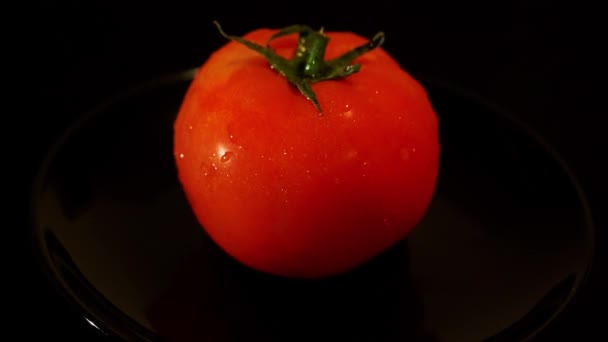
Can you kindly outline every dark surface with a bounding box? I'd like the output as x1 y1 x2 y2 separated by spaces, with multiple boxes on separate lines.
15 0 606 341
27 73 595 341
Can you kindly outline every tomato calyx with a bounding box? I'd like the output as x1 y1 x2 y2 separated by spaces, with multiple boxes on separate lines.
213 21 385 114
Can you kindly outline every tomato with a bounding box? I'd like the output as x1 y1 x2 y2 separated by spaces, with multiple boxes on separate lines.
173 22 440 279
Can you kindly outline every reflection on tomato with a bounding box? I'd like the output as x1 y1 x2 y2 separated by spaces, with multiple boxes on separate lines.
173 22 440 278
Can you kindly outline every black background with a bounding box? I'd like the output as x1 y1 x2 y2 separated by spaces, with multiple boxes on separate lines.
14 0 606 340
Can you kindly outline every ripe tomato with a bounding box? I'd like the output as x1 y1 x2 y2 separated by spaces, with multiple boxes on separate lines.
173 22 440 278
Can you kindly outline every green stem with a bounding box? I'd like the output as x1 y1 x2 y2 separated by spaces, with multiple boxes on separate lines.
213 21 385 114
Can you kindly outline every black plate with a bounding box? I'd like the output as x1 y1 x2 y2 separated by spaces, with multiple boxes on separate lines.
29 69 595 341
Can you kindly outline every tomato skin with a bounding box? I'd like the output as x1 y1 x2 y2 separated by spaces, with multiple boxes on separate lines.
174 28 440 278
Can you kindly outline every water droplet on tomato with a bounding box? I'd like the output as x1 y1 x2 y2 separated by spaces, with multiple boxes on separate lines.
220 151 233 163
200 162 216 178
179 153 185 159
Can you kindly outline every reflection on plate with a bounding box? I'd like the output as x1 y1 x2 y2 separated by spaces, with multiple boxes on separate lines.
30 69 595 341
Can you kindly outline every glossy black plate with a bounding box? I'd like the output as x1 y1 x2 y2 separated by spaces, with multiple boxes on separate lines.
29 69 595 341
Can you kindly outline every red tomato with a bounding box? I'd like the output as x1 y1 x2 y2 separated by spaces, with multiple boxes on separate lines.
173 23 440 278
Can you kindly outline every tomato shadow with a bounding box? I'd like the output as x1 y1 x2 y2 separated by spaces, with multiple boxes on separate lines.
146 235 438 342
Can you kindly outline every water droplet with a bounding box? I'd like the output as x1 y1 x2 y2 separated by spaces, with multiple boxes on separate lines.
221 151 233 163
179 153 185 159
201 162 216 178
188 125 193 130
